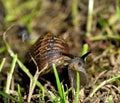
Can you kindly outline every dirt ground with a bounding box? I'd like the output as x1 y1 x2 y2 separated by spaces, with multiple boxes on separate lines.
0 0 120 103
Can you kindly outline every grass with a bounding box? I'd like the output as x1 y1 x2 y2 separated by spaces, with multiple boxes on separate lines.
0 0 120 102
4 0 41 32
0 29 90 102
1 38 118 102
75 72 80 103
0 91 19 102
0 58 6 72
108 95 113 103
89 75 120 98
1 28 45 102
72 0 79 28
0 55 23 102
52 63 67 103
0 47 6 54
5 54 17 94
86 0 94 37
17 84 23 103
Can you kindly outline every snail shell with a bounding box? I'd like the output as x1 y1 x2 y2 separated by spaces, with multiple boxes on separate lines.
26 33 70 76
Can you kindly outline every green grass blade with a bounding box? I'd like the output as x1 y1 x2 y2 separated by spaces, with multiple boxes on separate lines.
76 71 80 103
90 35 120 41
0 91 18 102
17 84 23 103
116 5 120 19
52 63 66 103
82 44 89 55
5 54 17 93
0 58 6 72
72 0 79 27
75 44 89 103
0 47 6 54
48 91 60 102
108 95 113 103
86 0 94 37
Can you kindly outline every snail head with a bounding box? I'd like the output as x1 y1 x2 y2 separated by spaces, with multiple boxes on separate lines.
61 51 91 86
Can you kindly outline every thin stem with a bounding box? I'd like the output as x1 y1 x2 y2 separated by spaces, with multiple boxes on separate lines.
86 0 94 37
76 72 80 103
0 58 6 72
5 54 17 93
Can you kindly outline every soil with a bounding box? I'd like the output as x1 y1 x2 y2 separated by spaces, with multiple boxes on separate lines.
0 0 120 103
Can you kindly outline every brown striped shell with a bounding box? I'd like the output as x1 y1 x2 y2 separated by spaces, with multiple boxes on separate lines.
26 33 70 76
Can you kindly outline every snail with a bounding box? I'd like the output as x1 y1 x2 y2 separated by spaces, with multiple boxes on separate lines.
25 33 90 86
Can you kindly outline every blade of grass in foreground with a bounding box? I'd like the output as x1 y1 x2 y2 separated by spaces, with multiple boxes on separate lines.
17 84 23 103
76 44 89 103
5 54 17 94
0 91 18 102
52 63 66 103
76 71 80 103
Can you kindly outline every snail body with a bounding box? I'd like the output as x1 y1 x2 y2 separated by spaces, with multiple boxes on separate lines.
68 57 87 87
26 33 70 76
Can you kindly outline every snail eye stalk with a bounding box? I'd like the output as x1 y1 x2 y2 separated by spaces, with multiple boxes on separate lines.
61 51 91 60
60 52 76 59
61 51 91 63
